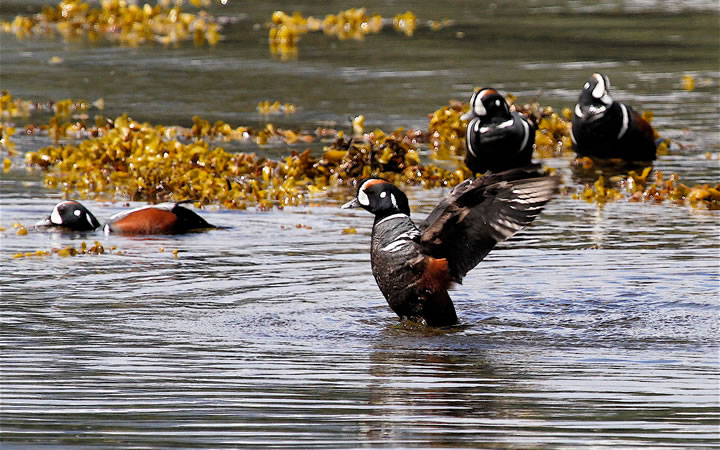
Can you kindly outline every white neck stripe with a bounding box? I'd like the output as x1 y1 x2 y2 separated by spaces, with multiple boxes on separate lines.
617 103 629 140
518 118 531 153
375 213 408 226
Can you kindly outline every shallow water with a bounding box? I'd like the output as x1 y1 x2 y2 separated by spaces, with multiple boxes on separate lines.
1 0 719 447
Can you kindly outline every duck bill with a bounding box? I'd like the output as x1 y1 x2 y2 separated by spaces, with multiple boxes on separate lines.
35 217 52 227
460 111 475 121
341 198 360 209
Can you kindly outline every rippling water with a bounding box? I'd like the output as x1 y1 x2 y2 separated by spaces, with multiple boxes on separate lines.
1 0 719 447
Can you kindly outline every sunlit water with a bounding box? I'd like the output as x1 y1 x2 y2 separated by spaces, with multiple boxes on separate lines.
1 0 719 447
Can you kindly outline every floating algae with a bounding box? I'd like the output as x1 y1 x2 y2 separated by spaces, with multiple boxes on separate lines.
0 0 223 46
268 9 426 58
25 114 469 209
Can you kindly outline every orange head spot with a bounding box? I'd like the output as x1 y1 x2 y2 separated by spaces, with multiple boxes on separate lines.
480 88 499 99
361 178 390 190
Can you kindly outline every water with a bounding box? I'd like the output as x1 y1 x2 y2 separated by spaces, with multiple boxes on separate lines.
1 0 719 447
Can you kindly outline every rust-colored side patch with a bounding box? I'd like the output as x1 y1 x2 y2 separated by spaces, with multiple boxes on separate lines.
109 209 177 235
419 257 451 292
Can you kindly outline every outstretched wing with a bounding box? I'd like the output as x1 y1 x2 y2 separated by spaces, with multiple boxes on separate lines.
418 165 557 283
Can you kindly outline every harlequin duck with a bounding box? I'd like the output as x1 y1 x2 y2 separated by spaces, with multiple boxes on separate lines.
342 166 557 326
571 73 657 162
461 88 536 174
103 202 215 235
36 200 101 231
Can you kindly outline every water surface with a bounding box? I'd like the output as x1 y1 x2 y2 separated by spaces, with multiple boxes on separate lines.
1 0 719 447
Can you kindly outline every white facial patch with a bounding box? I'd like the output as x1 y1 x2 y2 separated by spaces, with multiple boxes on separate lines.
473 91 488 116
584 82 590 89
86 213 95 227
390 193 398 209
379 191 387 199
575 104 584 118
50 206 63 225
357 188 369 206
591 74 605 99
357 180 373 206
495 99 501 107
73 209 82 217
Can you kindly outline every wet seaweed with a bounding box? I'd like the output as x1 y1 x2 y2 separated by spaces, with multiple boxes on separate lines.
1 0 222 46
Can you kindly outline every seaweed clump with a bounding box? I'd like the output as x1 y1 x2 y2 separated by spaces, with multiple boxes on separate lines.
572 167 720 210
1 0 222 46
25 115 469 209
268 9 421 58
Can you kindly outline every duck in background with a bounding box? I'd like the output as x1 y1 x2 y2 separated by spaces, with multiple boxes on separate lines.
342 166 557 326
571 73 659 163
37 201 215 234
461 88 536 174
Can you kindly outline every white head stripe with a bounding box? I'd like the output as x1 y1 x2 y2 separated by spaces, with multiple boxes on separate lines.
390 193 398 209
50 207 62 225
592 74 606 99
86 213 95 227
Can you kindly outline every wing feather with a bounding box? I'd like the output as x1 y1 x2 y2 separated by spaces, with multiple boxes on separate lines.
419 165 557 283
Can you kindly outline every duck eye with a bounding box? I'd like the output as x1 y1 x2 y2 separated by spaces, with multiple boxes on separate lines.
73 209 82 216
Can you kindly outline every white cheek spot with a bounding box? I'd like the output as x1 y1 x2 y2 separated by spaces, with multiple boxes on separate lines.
495 99 501 106
50 207 62 225
73 209 82 217
584 82 590 89
379 191 387 199
357 188 369 206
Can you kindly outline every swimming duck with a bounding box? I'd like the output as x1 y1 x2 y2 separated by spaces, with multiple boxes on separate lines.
571 73 658 162
461 88 536 174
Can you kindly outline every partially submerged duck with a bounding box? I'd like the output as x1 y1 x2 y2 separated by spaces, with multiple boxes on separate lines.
38 201 215 234
461 88 536 174
571 73 659 162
